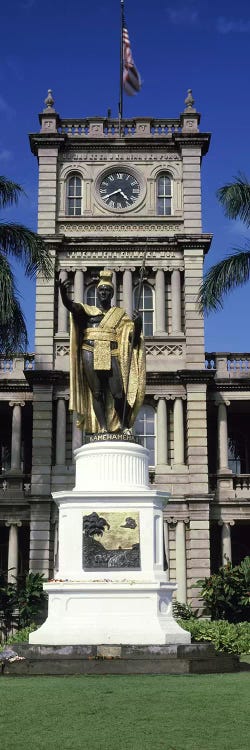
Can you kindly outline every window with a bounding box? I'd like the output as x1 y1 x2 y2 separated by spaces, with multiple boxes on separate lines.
134 405 155 466
66 174 82 216
134 283 154 336
156 173 172 216
86 285 98 306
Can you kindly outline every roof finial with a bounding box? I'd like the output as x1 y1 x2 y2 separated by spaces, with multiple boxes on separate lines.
44 89 55 112
184 89 196 112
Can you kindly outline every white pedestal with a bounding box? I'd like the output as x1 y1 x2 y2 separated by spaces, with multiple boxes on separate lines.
30 441 190 645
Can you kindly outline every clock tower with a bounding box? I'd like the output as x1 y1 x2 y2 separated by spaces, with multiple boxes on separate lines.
28 88 212 610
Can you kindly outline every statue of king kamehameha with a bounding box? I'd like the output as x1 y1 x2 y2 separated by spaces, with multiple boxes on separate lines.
59 269 146 434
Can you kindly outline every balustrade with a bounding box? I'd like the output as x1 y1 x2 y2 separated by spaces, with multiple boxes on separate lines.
0 354 34 377
233 474 250 491
205 352 250 376
0 474 31 495
58 117 181 139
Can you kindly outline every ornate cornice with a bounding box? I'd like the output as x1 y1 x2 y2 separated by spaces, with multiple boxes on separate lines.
39 233 212 253
29 128 211 158
176 369 214 384
147 372 186 386
29 132 66 156
24 370 69 387
178 234 213 253
0 381 32 393
208 379 250 392
173 132 211 155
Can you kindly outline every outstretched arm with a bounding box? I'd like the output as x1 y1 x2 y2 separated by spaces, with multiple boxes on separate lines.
58 279 84 316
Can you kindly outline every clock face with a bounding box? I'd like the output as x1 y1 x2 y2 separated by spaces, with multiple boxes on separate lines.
99 171 140 209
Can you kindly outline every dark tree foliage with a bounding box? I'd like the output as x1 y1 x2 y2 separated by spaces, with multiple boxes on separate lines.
0 176 53 353
198 174 250 313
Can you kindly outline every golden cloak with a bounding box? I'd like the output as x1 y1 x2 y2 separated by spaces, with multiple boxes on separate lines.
69 304 146 433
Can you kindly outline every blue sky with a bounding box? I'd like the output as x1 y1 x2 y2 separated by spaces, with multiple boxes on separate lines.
1 0 250 352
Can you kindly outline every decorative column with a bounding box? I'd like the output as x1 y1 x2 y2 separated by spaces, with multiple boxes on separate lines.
173 397 185 466
175 520 187 603
171 269 182 334
156 397 168 465
220 520 234 564
218 402 229 470
155 269 166 334
58 269 68 332
6 521 21 582
56 397 67 465
74 268 84 302
123 269 133 318
9 401 24 472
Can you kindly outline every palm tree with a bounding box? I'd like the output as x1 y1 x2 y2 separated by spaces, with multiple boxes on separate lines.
198 174 250 313
0 176 53 353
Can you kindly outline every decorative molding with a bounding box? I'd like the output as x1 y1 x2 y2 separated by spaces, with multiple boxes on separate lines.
152 265 185 273
53 393 70 401
153 392 186 401
58 222 183 235
9 400 25 408
56 342 184 360
55 344 70 357
146 343 183 357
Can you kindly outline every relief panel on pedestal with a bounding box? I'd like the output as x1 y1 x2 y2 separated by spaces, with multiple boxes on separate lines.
82 510 140 570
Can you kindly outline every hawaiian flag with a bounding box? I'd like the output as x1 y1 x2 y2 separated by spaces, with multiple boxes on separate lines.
123 25 141 96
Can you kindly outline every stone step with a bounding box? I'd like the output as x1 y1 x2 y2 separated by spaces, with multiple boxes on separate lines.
1 643 239 676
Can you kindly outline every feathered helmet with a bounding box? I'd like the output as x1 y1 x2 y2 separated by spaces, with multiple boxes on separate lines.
97 269 114 289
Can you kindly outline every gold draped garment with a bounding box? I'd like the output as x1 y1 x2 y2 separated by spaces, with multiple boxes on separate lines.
69 304 146 433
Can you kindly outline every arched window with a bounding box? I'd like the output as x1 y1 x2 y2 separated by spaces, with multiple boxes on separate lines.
86 284 98 306
134 405 156 466
66 174 82 216
156 173 172 215
134 283 154 336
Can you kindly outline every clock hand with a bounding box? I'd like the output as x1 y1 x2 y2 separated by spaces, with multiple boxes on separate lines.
103 189 121 199
119 190 129 200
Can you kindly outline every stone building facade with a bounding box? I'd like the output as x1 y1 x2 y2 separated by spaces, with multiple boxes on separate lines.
0 91 249 610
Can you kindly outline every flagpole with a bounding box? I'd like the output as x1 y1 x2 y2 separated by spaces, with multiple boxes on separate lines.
119 0 125 130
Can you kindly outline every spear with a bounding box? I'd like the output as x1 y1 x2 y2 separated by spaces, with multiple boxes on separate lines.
121 249 147 430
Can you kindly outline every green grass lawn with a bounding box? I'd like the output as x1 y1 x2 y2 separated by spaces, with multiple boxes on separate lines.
0 674 249 750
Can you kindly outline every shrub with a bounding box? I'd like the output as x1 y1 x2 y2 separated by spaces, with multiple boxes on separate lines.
0 571 47 640
178 617 250 654
17 572 47 628
3 624 36 646
173 600 196 620
196 556 250 622
0 572 19 640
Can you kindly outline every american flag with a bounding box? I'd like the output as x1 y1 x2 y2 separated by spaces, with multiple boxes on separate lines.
123 26 141 96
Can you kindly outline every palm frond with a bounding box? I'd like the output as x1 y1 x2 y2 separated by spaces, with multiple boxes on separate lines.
0 224 53 279
0 176 23 209
198 249 250 313
217 173 250 227
0 254 18 319
0 256 27 352
0 300 27 354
